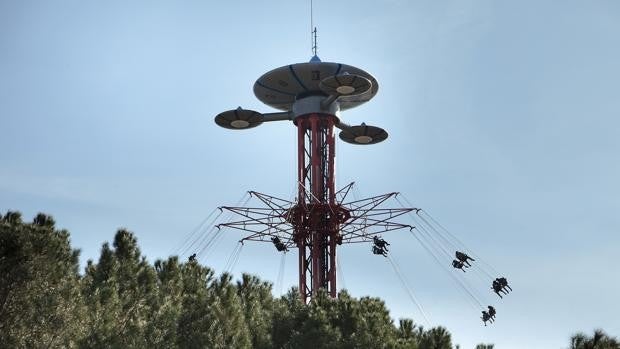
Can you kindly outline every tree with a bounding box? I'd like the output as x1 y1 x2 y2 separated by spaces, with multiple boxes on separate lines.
273 289 403 349
271 288 306 348
147 256 184 348
285 292 343 349
176 265 252 348
346 295 398 348
80 242 123 348
570 329 620 349
0 212 84 348
80 229 159 348
4 209 488 349
237 273 274 349
396 318 424 349
175 259 216 348
207 273 252 348
419 326 452 349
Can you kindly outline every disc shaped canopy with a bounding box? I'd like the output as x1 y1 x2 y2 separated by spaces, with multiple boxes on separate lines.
254 61 379 111
215 108 264 130
319 73 372 97
339 124 388 145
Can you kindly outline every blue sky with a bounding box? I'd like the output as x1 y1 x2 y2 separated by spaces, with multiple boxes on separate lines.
1 1 619 348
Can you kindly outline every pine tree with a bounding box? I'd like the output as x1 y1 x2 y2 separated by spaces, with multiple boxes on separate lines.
80 229 159 348
0 212 84 348
570 329 620 349
419 326 452 349
237 273 275 349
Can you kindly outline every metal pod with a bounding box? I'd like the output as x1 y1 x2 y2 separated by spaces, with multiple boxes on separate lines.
319 73 372 97
214 108 264 130
339 124 388 145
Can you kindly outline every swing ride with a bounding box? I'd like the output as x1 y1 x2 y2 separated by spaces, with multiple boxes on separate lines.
179 14 511 325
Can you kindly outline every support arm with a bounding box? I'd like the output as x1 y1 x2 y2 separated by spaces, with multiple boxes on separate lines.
263 111 293 123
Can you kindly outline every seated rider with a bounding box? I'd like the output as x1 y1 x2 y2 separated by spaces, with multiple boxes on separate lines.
373 236 390 250
452 259 466 272
487 305 496 320
492 280 504 298
271 237 288 252
455 251 475 267
498 277 512 292
494 277 510 294
189 253 197 262
481 311 491 326
372 245 388 257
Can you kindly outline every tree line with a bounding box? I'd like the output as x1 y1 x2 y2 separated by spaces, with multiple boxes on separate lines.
1 212 617 348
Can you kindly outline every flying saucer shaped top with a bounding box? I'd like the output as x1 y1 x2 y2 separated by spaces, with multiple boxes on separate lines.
254 61 379 111
319 73 372 97
215 108 264 130
339 124 388 145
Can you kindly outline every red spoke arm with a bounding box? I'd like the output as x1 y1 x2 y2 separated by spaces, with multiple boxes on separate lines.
335 182 355 203
341 226 412 243
247 191 293 211
341 193 398 227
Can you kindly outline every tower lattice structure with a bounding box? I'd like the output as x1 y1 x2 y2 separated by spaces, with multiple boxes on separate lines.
215 56 414 303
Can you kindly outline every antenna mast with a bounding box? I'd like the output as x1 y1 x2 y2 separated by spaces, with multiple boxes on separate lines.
312 28 318 56
311 0 317 56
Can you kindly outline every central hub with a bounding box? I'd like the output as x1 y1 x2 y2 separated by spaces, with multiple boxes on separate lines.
253 58 379 112
292 95 340 119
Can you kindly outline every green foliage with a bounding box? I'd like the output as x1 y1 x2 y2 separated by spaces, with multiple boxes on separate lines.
419 326 452 349
237 273 274 348
0 212 84 348
475 344 495 349
1 210 618 349
570 329 620 349
79 228 160 348
395 318 424 348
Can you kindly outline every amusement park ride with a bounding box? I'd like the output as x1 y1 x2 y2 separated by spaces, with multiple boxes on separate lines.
210 26 510 325
214 52 414 303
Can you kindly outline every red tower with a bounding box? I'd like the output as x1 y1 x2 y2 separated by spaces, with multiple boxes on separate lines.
215 56 413 303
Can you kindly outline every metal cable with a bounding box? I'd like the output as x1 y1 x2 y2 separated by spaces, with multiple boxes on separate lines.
276 252 287 296
223 242 242 273
174 207 219 257
181 210 222 258
336 256 347 291
408 229 484 310
386 254 432 327
199 194 253 262
400 194 502 282
417 207 502 277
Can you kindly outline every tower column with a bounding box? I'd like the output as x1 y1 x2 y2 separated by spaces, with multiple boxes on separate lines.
294 113 338 302
216 58 383 304
327 117 337 297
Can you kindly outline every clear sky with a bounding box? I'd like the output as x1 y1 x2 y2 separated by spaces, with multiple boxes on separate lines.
1 1 619 348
